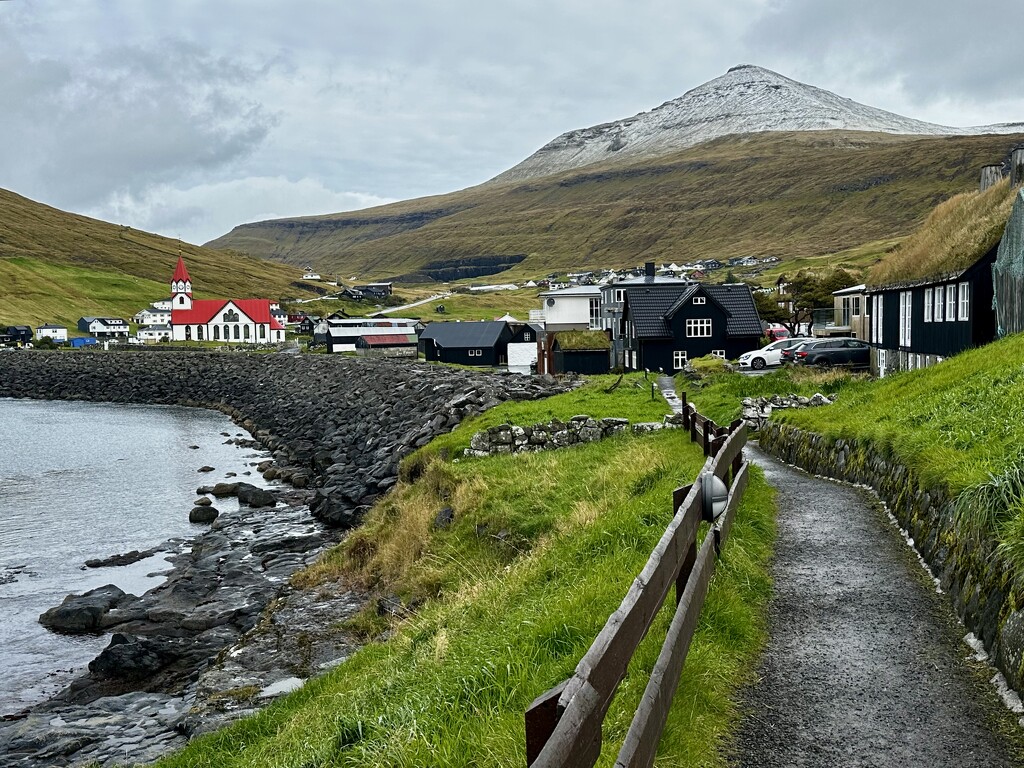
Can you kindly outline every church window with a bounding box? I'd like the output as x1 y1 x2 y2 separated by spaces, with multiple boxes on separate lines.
223 324 229 340
178 295 185 305
260 325 266 339
224 309 240 323
233 325 240 340
213 326 220 340
197 326 204 340
185 326 192 340
244 325 250 339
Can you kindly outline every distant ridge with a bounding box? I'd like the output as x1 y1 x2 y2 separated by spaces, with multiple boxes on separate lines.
492 65 1024 183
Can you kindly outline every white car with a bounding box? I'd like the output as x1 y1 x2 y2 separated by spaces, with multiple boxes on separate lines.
738 338 812 370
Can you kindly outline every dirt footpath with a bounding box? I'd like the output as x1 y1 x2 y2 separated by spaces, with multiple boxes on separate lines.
731 445 1024 768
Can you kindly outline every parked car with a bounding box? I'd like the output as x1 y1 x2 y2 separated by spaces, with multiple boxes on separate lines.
764 325 791 342
793 338 870 368
780 340 814 365
738 337 813 370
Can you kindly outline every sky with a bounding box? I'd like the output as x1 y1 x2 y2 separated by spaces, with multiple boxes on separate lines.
2 0 1022 245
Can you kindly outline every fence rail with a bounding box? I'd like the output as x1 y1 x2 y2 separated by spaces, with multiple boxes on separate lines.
525 399 748 767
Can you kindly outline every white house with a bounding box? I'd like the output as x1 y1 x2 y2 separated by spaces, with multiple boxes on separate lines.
34 324 68 343
537 285 603 331
133 305 172 326
137 324 173 343
77 317 129 338
325 317 419 353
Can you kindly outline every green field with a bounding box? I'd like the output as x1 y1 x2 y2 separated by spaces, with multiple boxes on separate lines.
156 378 776 768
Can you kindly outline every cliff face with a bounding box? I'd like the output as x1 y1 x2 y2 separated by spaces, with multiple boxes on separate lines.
491 65 1024 184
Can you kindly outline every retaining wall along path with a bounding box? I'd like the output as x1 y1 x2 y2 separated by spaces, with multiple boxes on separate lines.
759 422 1024 694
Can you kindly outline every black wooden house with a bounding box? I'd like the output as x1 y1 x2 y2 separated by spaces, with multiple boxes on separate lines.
620 283 762 372
865 245 997 376
418 321 513 367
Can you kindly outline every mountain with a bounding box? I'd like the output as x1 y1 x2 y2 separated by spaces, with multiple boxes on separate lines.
206 66 1024 281
492 65 1024 183
0 188 312 328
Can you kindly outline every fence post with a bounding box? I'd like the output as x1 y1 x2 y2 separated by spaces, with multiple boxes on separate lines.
689 410 698 444
525 680 568 765
702 421 712 456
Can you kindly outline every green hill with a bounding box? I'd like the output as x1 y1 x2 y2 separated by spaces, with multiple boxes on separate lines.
206 131 1024 282
0 189 311 329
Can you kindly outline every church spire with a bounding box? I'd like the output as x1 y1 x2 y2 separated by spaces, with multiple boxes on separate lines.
171 255 193 309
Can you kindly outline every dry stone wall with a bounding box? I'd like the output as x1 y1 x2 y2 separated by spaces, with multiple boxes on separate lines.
466 413 688 456
759 422 1024 693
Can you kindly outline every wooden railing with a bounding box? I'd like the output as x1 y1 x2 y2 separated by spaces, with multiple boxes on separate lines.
524 401 748 767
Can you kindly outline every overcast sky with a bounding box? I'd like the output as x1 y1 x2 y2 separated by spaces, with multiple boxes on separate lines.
2 0 1021 245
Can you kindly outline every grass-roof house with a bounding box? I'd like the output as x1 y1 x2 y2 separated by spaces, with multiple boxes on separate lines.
865 178 1015 376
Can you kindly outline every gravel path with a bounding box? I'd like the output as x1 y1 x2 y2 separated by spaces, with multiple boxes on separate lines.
731 445 1024 768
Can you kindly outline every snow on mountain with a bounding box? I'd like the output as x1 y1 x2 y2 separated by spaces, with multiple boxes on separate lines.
493 65 1024 183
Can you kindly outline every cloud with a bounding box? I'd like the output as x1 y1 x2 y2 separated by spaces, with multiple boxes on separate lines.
0 28 276 208
92 176 394 245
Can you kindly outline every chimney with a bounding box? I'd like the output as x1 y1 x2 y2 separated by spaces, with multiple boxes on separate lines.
644 262 655 278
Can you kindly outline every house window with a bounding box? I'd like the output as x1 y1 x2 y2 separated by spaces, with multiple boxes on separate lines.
899 291 912 347
589 298 601 330
852 296 861 317
523 332 532 342
693 296 706 305
468 349 483 357
959 282 970 320
946 284 956 321
686 318 712 337
934 285 944 322
841 296 851 327
924 289 932 322
711 349 725 359
614 289 625 303
673 350 688 369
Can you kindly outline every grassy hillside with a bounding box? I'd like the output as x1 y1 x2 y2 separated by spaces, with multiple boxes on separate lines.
0 189 311 328
156 375 776 767
207 131 1024 281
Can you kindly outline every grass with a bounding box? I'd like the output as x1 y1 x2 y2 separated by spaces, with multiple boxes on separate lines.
684 365 866 426
0 188 309 327
207 131 1024 283
155 382 776 768
868 178 1016 285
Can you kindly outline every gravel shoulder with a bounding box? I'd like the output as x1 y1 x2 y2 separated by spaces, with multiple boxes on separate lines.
731 445 1024 768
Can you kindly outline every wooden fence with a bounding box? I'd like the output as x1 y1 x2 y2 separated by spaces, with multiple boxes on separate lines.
524 399 748 767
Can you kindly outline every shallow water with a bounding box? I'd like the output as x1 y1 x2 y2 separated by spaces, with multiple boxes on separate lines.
0 398 271 713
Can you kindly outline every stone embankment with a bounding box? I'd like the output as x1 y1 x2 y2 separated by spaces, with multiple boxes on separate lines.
740 393 835 430
759 422 1024 695
0 351 569 766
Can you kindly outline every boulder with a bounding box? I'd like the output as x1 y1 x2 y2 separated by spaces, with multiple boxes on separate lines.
209 482 240 498
40 584 131 634
236 483 277 508
189 506 219 524
89 633 183 680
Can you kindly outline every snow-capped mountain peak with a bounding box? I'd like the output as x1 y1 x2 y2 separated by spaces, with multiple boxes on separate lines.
492 65 1024 183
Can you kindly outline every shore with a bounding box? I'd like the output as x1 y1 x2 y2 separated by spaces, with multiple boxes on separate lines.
0 351 568 766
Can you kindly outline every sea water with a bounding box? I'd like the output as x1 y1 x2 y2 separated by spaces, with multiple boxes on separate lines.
0 398 270 713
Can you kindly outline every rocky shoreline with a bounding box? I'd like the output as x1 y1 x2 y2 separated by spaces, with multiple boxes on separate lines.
0 351 569 766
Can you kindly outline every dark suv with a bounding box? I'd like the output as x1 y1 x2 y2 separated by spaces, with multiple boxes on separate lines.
793 338 870 369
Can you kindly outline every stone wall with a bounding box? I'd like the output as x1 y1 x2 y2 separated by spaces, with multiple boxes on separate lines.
759 422 1024 692
0 351 568 528
466 413 687 456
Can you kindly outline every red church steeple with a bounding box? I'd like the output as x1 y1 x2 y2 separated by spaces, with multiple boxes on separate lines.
171 255 193 309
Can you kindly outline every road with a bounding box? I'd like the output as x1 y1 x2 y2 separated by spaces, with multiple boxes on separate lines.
731 446 1024 767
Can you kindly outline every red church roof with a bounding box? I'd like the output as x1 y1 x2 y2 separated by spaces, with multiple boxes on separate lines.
172 256 191 284
172 299 285 330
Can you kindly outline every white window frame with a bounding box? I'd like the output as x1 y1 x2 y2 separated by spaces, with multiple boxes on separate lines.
468 349 482 357
614 289 625 303
934 285 944 322
959 282 970 321
523 332 532 342
899 291 912 347
686 318 712 337
946 284 956 321
589 298 601 330
711 349 725 359
693 296 706 305
673 350 688 369
923 288 932 322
